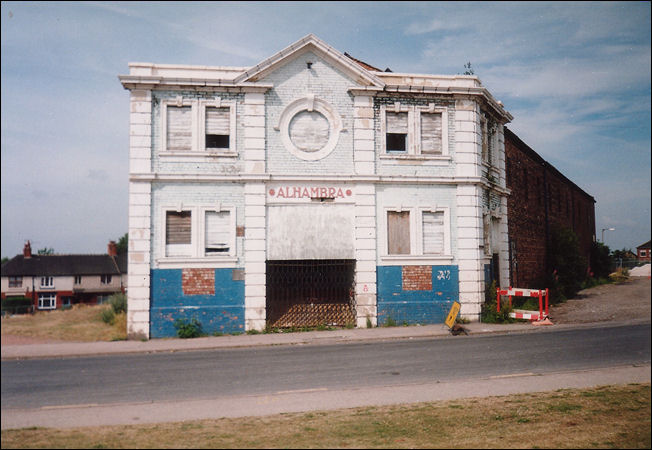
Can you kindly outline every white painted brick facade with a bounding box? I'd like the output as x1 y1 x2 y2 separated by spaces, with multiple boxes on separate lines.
121 34 512 337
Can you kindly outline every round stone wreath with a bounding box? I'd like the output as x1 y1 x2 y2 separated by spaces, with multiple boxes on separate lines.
277 95 343 161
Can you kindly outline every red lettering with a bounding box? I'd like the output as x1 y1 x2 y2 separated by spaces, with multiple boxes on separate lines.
302 187 310 198
320 187 327 197
293 186 302 198
336 188 344 198
328 187 336 198
277 187 286 198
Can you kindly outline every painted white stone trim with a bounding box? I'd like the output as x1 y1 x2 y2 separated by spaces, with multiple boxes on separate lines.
244 183 267 331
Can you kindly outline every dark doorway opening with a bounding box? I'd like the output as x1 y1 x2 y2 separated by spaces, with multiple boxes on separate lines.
266 260 356 328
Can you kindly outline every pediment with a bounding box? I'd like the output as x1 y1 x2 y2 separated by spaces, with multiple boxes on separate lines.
234 34 385 88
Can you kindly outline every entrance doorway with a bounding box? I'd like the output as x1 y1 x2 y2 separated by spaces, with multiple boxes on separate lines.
266 259 356 328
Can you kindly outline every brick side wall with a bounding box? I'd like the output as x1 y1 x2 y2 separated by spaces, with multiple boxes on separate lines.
505 128 595 288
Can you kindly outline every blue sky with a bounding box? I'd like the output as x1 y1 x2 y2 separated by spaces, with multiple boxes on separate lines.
1 1 650 258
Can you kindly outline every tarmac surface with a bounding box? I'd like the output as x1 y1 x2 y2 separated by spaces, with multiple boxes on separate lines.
2 318 650 360
1 320 574 360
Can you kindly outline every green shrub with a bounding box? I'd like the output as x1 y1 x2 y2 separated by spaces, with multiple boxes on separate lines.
174 318 203 338
108 293 127 314
384 316 397 327
1 297 34 314
608 268 629 284
548 226 587 302
366 316 373 328
481 280 515 323
100 307 116 325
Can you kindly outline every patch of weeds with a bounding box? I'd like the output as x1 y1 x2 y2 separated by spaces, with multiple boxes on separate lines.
384 316 397 327
174 318 203 338
345 321 355 329
448 404 463 409
517 418 531 423
366 316 373 328
547 402 582 413
212 331 224 337
246 329 261 335
100 307 116 325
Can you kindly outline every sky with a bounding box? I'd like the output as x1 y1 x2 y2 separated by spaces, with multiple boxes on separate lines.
1 1 650 258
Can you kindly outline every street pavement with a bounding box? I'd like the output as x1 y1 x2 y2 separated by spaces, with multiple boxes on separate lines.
0 319 628 360
2 320 650 429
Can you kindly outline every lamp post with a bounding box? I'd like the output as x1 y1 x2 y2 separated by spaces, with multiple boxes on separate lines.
601 227 615 243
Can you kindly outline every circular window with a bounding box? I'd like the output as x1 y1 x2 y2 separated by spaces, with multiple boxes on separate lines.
277 96 343 161
289 110 330 152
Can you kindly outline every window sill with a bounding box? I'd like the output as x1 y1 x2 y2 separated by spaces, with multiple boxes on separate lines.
380 255 454 266
160 151 238 158
381 154 450 160
156 256 238 269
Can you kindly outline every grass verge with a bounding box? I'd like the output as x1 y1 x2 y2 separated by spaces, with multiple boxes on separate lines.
1 384 649 449
1 304 126 342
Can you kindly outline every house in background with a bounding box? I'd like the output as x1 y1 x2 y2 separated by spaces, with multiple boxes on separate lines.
1 241 127 311
637 240 651 262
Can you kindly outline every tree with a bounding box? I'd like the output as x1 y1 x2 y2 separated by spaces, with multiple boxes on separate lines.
116 233 128 254
590 241 612 279
37 247 54 255
548 225 587 302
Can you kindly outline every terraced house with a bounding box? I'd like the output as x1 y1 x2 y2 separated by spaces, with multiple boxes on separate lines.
119 35 513 339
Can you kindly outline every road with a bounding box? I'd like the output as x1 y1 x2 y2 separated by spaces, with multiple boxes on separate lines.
2 322 650 429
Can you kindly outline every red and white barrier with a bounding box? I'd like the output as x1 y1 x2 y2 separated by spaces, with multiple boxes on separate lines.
497 286 549 321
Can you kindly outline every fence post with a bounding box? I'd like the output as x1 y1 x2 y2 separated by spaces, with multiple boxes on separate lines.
496 287 500 313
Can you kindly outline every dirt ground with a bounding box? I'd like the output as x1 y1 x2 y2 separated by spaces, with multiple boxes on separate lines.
548 276 651 324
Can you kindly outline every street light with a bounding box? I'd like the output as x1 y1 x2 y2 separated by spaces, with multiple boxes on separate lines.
601 227 615 243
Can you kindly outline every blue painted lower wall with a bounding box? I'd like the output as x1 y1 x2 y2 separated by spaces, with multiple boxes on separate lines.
150 269 245 338
377 265 459 325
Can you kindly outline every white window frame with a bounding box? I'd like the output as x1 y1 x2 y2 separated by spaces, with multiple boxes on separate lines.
200 206 236 258
158 204 238 268
40 276 54 288
382 206 452 264
160 97 238 159
481 112 498 167
38 293 56 310
163 207 194 259
380 103 449 160
199 98 237 155
418 207 451 256
161 96 196 154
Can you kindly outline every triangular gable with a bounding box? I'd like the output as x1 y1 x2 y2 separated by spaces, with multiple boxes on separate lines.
235 34 385 88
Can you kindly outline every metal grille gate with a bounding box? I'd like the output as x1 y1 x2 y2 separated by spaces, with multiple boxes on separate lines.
266 260 356 328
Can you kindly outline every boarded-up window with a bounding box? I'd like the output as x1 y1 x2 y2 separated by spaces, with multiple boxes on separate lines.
205 211 230 254
388 211 410 255
420 113 442 154
481 115 489 163
206 107 230 150
386 112 408 152
167 106 192 151
166 210 192 257
422 211 445 254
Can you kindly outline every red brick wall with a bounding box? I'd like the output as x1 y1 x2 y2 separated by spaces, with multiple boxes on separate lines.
182 268 215 295
505 128 595 288
402 265 432 291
